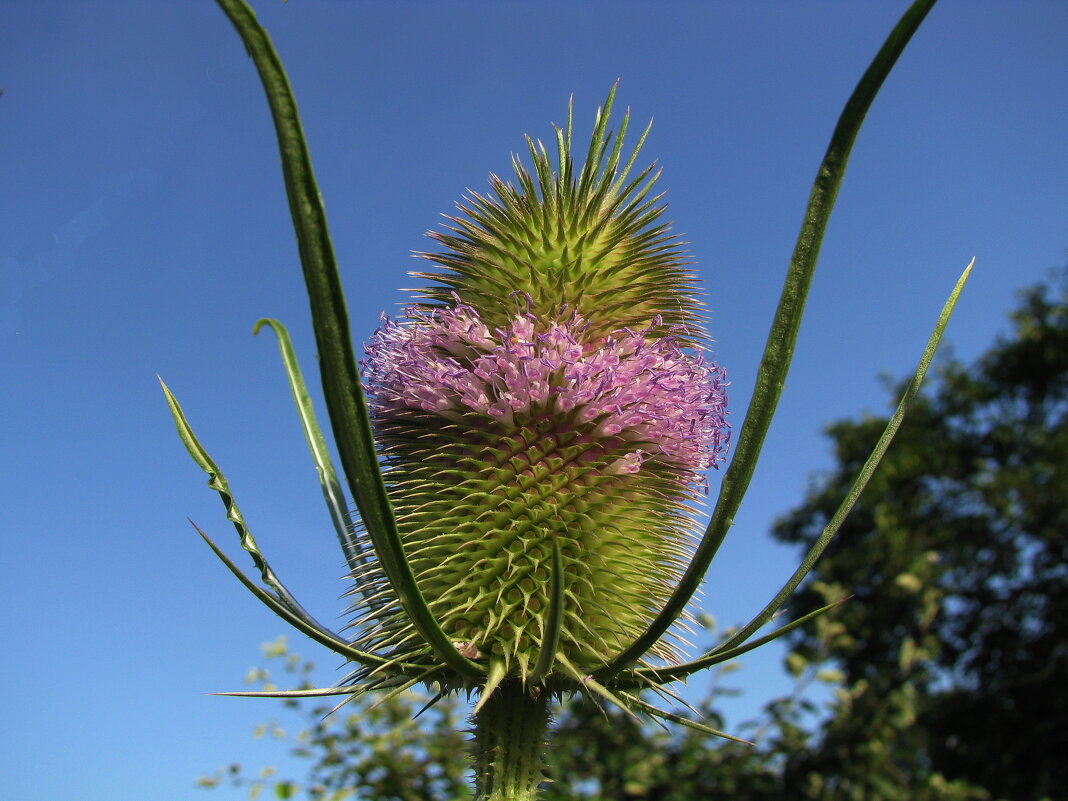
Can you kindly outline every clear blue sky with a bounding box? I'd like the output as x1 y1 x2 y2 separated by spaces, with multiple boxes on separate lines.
2 2 1064 798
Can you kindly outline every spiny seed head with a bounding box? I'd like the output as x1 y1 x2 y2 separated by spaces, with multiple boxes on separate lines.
355 87 729 688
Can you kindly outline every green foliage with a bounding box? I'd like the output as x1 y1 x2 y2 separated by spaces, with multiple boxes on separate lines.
199 617 828 801
773 267 1067 801
199 638 472 801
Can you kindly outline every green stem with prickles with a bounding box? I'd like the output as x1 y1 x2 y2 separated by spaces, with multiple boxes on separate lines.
472 680 551 801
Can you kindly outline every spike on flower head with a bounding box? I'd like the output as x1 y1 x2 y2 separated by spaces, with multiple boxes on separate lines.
355 88 729 683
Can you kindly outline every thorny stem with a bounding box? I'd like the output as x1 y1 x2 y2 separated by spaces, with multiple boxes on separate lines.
472 680 551 801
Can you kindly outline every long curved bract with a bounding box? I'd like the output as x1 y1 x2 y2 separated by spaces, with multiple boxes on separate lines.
635 259 973 682
595 0 940 680
252 319 366 577
213 0 481 681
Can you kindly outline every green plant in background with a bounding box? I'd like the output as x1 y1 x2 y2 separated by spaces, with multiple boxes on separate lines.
198 638 475 801
165 1 970 798
771 270 1067 801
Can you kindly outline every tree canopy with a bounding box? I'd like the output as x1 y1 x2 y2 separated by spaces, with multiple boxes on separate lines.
772 267 1067 801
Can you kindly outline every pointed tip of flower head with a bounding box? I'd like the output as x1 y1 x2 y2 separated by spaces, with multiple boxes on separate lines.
410 86 707 347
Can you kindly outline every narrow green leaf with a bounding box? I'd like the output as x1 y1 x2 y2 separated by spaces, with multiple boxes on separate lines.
162 377 417 671
596 0 940 680
634 597 851 683
556 654 641 726
620 692 752 745
367 667 439 711
529 539 564 684
213 0 481 679
192 522 407 671
709 259 973 656
161 378 320 624
213 685 368 699
252 319 373 582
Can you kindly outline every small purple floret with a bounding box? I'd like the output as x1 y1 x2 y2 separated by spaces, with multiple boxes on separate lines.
363 303 729 483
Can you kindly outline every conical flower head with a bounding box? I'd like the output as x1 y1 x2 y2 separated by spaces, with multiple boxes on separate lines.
358 87 729 684
412 86 704 346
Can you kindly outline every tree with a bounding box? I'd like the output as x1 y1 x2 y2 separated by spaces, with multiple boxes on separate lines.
773 267 1067 801
202 269 1066 800
197 638 473 801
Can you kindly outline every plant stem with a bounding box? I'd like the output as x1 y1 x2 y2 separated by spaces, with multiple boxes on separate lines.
472 680 551 801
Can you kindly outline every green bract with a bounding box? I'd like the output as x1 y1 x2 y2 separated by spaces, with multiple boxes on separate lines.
164 2 963 799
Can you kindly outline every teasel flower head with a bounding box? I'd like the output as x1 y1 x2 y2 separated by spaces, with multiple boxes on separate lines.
355 85 729 685
173 6 956 799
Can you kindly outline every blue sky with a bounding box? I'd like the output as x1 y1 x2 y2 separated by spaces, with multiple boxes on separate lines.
2 1 1065 798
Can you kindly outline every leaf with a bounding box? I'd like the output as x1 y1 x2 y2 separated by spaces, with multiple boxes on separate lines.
596 0 940 680
894 572 923 593
620 692 753 746
161 378 331 630
631 597 850 684
556 654 641 726
816 668 845 684
212 0 482 680
192 521 415 671
253 319 369 580
707 260 973 658
528 539 564 684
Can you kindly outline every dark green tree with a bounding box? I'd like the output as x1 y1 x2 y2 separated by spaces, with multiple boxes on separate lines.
773 267 1067 801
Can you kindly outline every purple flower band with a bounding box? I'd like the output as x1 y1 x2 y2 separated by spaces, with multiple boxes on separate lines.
363 303 729 485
